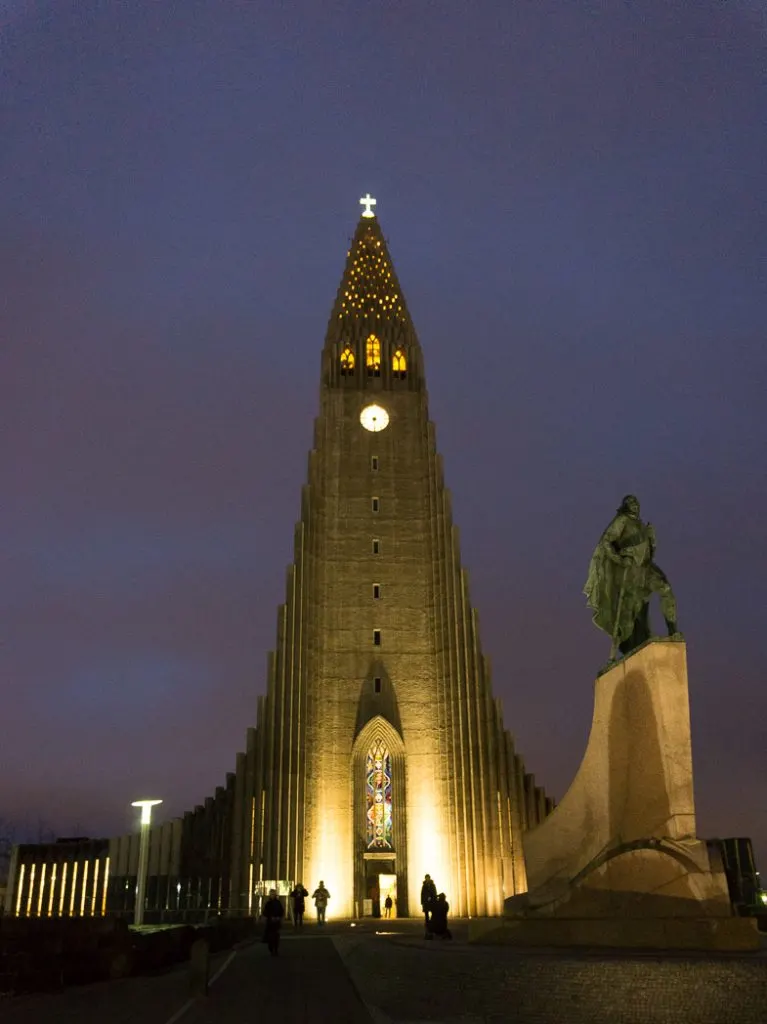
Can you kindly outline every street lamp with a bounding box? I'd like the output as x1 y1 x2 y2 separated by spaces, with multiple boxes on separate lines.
131 799 162 927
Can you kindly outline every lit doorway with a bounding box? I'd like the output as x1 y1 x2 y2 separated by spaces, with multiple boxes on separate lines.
379 872 397 919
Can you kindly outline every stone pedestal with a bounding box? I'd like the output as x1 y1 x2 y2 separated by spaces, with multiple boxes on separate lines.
477 640 758 950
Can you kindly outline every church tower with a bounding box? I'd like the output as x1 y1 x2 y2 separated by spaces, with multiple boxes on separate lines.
229 198 552 918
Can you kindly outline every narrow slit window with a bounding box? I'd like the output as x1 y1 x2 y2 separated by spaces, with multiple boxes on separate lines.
372 539 380 554
371 456 379 471
372 497 379 513
373 584 380 599
373 629 381 646
374 677 382 693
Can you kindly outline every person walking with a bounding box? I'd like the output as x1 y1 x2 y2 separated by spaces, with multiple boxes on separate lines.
290 882 309 929
312 880 331 924
261 888 284 956
420 874 437 937
384 894 393 919
430 893 452 940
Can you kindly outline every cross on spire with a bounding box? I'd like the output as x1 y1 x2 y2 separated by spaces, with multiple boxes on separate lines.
359 193 377 218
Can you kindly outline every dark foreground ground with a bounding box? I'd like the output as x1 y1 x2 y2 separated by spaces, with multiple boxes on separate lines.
3 918 767 1024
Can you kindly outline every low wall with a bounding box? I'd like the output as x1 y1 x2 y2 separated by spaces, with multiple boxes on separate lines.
0 915 256 996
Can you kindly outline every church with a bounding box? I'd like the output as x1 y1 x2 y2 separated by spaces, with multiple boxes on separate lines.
233 195 553 919
5 199 553 922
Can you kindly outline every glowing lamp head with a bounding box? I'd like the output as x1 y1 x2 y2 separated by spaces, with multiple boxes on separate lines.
131 799 163 825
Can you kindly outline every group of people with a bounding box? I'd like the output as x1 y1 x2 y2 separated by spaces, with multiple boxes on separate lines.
261 873 452 954
260 880 330 955
420 873 452 939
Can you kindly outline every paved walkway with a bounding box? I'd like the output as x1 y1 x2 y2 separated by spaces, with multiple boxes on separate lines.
338 926 767 1024
2 920 766 1023
182 933 372 1024
1 929 375 1024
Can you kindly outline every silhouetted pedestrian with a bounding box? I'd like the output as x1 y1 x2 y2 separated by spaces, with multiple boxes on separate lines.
312 880 331 924
290 882 309 928
431 892 452 939
421 874 437 936
261 889 284 956
384 894 393 918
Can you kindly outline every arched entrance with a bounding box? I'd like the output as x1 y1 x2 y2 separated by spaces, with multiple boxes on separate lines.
351 715 408 917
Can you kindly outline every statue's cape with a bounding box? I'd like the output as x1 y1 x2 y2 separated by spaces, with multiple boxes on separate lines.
583 514 650 644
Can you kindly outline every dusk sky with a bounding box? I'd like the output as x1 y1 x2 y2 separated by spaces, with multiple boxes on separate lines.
2 2 766 864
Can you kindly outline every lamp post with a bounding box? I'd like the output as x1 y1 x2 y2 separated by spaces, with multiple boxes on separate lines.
131 799 162 927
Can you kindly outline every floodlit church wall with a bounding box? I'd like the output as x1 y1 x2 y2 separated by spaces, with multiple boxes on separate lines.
167 209 556 920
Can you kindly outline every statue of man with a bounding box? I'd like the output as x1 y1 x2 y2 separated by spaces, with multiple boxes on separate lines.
584 495 680 657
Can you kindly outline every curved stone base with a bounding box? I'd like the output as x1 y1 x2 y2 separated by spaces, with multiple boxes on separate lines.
505 640 739 944
470 914 760 951
507 838 731 920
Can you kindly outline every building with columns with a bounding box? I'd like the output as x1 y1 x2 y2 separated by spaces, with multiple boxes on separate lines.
228 196 553 919
6 199 553 922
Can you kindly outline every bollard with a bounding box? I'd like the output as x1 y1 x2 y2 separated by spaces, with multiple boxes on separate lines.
189 937 210 997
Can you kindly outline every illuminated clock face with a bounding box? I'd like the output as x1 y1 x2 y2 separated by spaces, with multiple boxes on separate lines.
360 404 389 432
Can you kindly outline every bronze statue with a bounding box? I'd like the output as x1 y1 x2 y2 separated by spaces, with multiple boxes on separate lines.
584 495 680 659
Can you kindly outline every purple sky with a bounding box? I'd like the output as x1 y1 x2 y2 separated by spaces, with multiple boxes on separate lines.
2 2 766 863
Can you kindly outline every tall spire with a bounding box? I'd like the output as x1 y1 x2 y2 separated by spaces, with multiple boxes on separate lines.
323 199 421 390
329 202 411 326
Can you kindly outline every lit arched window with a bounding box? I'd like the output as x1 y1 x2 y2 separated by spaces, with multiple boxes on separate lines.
366 740 393 850
340 346 355 375
392 348 407 379
366 335 381 376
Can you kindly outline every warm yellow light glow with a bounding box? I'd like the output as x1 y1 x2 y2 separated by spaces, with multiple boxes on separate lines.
92 858 101 916
338 235 404 322
365 334 381 370
250 797 256 856
411 799 451 917
37 863 47 917
340 346 355 371
69 862 78 916
359 193 377 217
102 858 110 916
311 818 351 920
248 863 254 913
379 872 397 916
47 865 57 917
360 404 389 432
15 864 25 916
26 864 36 916
131 799 163 825
59 862 68 916
80 860 89 917
392 348 407 373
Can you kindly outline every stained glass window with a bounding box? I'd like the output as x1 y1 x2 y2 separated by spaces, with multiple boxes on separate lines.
392 348 407 375
366 741 393 850
366 335 381 375
340 346 355 374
